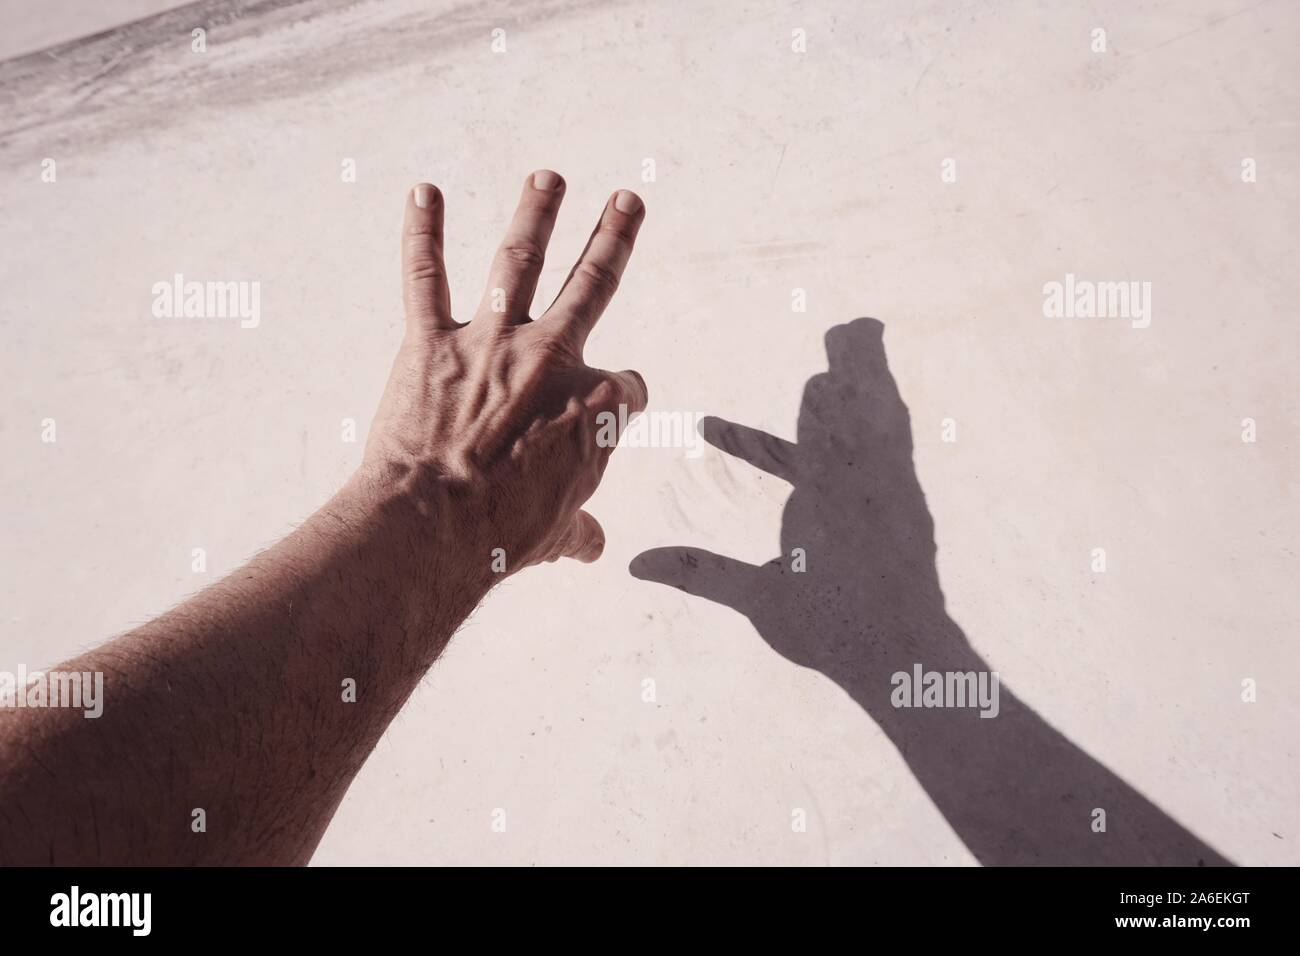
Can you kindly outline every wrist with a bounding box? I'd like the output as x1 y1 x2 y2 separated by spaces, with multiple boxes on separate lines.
326 464 496 651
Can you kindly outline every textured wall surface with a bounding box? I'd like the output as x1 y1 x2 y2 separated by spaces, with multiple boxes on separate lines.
1 0 1295 865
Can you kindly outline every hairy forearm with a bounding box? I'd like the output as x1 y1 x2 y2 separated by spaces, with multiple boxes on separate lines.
0 470 491 865
0 174 645 865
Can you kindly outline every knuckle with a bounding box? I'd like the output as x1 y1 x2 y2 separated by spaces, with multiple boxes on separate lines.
498 240 546 270
530 333 579 365
576 259 620 296
599 220 637 243
404 257 446 283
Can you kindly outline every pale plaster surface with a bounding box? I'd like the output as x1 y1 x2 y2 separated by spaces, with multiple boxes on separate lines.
0 0 1295 865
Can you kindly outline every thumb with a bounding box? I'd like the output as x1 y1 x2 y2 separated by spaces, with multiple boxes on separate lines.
551 510 606 563
629 547 763 612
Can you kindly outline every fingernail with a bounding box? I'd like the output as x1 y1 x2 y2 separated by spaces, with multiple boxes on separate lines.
533 170 562 191
613 190 642 214
414 184 436 208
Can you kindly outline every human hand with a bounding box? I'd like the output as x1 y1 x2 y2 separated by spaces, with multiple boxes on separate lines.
361 171 648 578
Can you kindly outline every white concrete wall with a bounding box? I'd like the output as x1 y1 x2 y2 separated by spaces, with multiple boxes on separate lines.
0 0 1295 865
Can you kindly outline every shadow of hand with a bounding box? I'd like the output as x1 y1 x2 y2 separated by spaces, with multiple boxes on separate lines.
633 319 961 691
631 318 1229 866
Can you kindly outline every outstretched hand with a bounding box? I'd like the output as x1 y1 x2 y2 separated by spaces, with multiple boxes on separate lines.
363 172 648 573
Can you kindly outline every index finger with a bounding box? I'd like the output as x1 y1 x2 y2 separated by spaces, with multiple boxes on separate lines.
546 190 645 348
